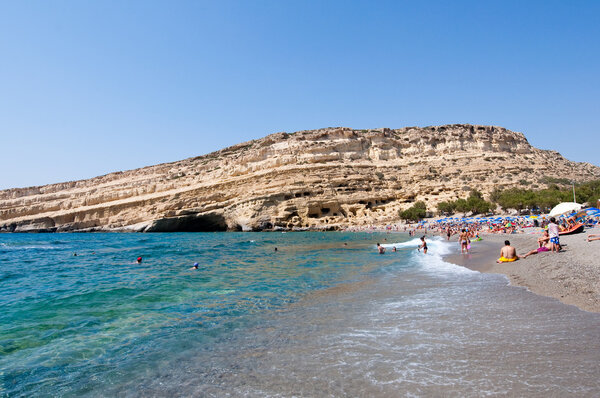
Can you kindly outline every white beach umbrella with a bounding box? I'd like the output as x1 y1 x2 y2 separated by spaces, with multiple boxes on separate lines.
549 202 582 217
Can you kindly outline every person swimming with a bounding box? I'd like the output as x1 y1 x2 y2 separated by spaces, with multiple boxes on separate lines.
190 262 199 270
136 257 143 264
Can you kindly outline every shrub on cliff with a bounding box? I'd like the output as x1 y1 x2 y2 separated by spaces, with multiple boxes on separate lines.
436 190 493 216
437 201 455 215
399 201 427 221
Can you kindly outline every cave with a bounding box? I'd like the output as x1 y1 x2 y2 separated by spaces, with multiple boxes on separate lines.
146 213 228 232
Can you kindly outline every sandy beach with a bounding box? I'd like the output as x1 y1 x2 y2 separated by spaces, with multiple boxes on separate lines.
445 227 600 313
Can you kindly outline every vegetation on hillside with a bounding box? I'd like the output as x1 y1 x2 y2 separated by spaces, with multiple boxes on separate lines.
399 201 427 221
490 180 600 213
436 180 600 216
437 190 493 216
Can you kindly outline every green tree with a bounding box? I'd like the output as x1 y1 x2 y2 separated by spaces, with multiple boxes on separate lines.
437 201 455 215
399 201 427 221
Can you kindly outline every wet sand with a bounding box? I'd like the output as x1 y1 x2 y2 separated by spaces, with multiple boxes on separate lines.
445 227 600 313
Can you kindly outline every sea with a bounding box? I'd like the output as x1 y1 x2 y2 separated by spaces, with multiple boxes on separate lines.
1 232 599 397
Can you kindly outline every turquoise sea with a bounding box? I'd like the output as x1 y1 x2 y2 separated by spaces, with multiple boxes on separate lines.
1 232 599 397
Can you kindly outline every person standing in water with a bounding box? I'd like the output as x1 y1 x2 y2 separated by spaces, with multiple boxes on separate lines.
377 243 386 254
459 229 469 254
418 236 428 254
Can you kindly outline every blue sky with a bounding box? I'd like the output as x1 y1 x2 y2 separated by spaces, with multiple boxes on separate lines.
1 0 598 189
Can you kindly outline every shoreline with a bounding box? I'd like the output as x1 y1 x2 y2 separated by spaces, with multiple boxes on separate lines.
443 228 600 313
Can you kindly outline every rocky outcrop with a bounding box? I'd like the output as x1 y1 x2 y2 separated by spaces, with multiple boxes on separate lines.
1 125 598 232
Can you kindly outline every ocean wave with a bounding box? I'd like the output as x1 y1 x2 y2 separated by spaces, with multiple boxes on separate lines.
412 238 476 275
379 237 475 275
0 244 66 251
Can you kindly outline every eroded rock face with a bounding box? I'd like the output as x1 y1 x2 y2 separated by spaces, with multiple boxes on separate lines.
1 125 599 232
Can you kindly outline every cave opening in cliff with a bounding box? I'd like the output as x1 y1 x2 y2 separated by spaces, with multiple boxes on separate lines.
147 214 228 232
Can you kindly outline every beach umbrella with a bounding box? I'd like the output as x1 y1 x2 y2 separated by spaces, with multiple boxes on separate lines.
581 208 600 216
549 202 582 217
574 208 600 221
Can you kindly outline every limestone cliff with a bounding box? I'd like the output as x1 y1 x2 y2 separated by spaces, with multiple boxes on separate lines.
1 125 598 232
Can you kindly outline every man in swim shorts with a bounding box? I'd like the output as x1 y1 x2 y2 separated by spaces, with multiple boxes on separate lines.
522 241 552 258
497 240 519 263
459 229 469 254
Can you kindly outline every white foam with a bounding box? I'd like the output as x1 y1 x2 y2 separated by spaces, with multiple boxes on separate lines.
0 244 64 251
411 237 477 276
375 237 475 276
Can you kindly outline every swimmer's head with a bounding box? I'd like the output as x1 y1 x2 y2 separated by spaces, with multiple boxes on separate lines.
193 262 199 268
137 257 142 263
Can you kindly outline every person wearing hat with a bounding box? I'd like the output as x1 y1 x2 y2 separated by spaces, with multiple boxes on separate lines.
136 257 143 264
190 262 199 270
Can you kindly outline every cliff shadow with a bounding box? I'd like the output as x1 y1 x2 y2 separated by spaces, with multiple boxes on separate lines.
146 213 227 232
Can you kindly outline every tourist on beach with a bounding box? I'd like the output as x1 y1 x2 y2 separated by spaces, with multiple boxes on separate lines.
587 234 600 242
537 230 550 248
522 241 552 258
377 243 386 254
548 217 561 252
418 236 428 254
497 240 519 263
459 229 469 254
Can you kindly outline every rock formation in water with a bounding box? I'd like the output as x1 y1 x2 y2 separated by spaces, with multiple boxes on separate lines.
1 125 599 232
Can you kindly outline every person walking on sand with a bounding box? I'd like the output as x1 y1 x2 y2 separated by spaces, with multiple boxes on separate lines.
548 217 561 252
497 240 519 263
418 236 428 254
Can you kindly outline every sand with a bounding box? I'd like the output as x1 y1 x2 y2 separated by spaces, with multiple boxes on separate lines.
444 227 600 313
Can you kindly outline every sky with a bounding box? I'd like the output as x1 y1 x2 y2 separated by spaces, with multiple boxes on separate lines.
1 0 599 190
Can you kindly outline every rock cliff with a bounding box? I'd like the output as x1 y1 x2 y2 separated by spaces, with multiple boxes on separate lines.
1 125 598 232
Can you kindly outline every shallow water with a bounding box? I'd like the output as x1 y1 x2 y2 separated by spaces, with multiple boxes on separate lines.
1 233 599 397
